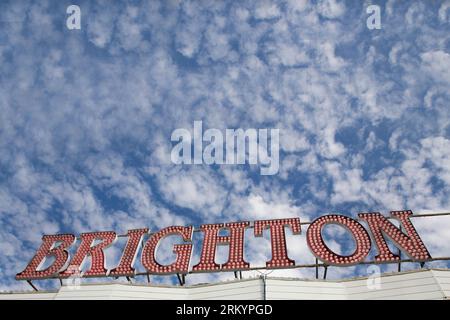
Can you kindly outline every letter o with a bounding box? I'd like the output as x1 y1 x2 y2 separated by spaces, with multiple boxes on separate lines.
306 215 371 266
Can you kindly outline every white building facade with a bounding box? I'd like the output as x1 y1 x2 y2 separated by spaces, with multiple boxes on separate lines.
1 268 449 300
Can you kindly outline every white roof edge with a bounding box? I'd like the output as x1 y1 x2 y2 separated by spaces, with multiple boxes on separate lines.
2 268 449 294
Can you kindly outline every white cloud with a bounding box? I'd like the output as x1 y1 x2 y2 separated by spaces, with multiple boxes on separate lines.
438 1 450 23
317 0 345 19
254 2 281 20
155 167 227 219
421 51 450 85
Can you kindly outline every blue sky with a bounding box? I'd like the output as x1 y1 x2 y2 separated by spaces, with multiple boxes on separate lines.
1 0 450 291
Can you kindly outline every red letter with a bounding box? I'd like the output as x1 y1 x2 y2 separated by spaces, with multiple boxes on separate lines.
141 226 193 274
306 215 371 266
61 231 117 278
192 222 250 272
109 228 149 277
16 234 76 280
358 210 431 262
254 218 301 268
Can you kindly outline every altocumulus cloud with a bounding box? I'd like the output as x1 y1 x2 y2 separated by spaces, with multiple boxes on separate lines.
0 0 450 290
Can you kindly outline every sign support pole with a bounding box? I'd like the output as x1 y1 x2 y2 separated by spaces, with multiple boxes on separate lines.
315 258 319 279
398 225 402 272
27 280 38 292
323 265 328 280
176 273 185 286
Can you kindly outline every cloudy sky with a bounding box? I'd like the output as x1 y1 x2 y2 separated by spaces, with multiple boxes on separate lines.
1 0 450 291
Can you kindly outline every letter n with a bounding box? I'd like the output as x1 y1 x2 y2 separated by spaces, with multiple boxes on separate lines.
358 210 431 262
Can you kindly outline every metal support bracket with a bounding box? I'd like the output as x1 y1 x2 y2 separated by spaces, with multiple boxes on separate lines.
177 273 186 286
27 280 38 291
323 265 328 280
315 258 319 279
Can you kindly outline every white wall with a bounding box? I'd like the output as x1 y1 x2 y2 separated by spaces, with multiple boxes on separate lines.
1 269 448 300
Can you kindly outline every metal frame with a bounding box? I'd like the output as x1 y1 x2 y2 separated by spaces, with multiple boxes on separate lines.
132 256 450 280
176 273 186 286
26 280 38 291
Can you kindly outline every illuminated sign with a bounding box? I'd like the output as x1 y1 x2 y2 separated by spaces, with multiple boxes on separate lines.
16 210 432 281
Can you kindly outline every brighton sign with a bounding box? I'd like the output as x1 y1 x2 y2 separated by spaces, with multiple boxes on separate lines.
16 210 432 281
